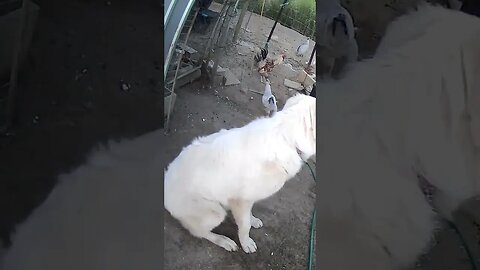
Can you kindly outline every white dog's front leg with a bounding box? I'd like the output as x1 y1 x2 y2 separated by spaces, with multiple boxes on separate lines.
230 199 257 253
251 213 263 228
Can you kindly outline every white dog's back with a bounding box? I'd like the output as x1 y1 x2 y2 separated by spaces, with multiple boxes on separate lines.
165 95 316 207
164 119 301 208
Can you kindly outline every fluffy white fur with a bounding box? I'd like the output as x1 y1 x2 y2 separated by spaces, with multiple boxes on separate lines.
0 130 164 270
164 94 316 253
317 3 480 269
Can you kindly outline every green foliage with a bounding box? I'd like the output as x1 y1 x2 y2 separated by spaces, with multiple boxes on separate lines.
250 0 316 38
213 0 316 39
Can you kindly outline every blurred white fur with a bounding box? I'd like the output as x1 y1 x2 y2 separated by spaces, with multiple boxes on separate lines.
0 130 165 270
164 94 316 253
317 3 480 269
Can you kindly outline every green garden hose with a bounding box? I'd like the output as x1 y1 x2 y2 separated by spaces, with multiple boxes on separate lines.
304 161 316 270
447 220 478 270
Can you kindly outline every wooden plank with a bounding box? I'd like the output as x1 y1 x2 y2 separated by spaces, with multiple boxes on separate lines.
284 78 303 90
166 65 200 85
174 68 201 89
303 73 316 89
177 44 198 54
296 70 308 84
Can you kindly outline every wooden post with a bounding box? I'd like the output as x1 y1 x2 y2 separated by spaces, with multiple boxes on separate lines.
260 0 266 17
244 6 254 31
232 0 251 43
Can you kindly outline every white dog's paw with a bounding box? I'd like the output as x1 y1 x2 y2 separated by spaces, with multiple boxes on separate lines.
251 216 263 229
240 237 257 253
217 236 239 252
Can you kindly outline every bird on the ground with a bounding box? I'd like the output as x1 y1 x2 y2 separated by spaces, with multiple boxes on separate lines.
296 39 310 57
253 47 268 72
262 79 277 117
258 51 286 83
272 50 287 66
254 47 268 64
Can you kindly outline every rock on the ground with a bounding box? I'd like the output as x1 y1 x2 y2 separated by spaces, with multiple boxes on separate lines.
223 68 240 86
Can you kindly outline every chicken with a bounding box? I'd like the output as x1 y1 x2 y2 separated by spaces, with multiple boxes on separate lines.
296 39 310 57
262 79 277 117
253 47 268 71
317 0 358 78
254 47 268 63
258 62 273 83
272 51 287 66
257 57 268 69
257 52 286 82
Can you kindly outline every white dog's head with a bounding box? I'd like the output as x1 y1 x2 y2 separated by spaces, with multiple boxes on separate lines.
282 94 316 161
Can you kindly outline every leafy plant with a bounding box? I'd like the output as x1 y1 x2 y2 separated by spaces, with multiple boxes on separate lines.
213 0 316 38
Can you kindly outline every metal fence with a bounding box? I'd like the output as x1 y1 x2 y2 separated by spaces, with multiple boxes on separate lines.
164 0 234 131
247 0 316 39
212 0 316 39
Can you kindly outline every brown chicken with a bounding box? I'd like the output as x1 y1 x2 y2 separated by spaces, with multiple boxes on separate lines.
257 51 286 82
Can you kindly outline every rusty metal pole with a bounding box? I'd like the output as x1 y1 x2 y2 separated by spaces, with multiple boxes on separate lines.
232 0 251 43
307 45 316 67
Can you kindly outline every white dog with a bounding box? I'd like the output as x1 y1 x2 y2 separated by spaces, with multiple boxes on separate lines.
164 94 316 253
317 3 480 269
